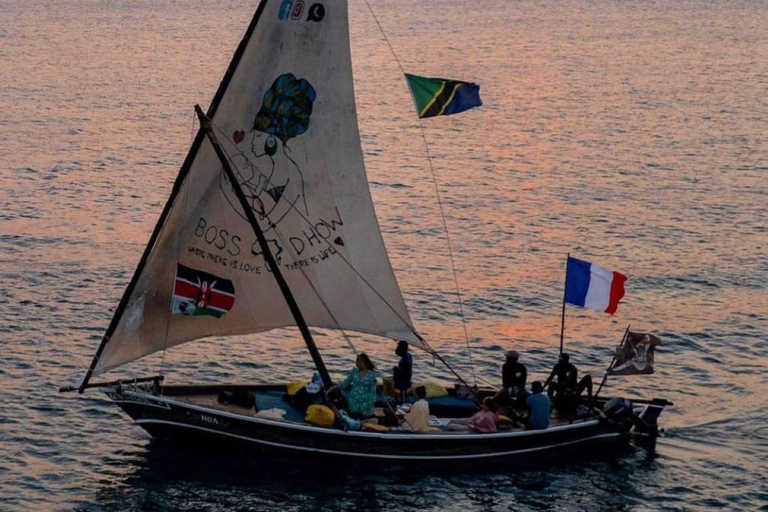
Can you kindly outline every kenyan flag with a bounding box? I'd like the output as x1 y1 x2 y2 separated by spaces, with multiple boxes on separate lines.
172 263 235 318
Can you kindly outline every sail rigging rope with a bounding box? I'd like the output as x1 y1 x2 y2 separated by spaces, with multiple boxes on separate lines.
158 135 196 379
208 111 484 391
269 219 360 358
359 0 477 387
208 121 421 342
154 108 202 380
206 124 362 360
202 119 360 360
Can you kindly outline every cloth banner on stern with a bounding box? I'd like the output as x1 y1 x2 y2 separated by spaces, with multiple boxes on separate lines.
609 332 662 376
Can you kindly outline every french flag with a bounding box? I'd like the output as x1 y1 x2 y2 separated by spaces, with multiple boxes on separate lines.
564 256 627 315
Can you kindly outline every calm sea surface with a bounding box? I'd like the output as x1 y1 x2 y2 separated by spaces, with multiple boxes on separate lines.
1 0 766 510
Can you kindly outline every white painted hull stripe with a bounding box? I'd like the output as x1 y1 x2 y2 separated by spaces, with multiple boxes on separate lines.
114 390 602 440
134 419 623 460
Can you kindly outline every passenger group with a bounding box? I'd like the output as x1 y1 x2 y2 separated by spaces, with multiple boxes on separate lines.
311 342 594 433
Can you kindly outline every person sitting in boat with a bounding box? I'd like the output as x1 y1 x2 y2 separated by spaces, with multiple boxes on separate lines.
448 397 499 433
402 385 431 433
393 340 413 403
335 353 379 419
495 350 528 407
543 353 593 406
525 381 551 430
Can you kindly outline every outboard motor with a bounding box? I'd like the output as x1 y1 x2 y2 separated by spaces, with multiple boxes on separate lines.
602 397 635 433
604 397 665 436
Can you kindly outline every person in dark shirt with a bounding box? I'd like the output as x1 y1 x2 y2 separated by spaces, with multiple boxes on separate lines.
499 350 528 407
393 340 413 403
544 353 593 405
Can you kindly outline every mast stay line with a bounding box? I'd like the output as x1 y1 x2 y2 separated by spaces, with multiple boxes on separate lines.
195 105 334 390
362 0 477 386
208 119 486 390
209 121 424 348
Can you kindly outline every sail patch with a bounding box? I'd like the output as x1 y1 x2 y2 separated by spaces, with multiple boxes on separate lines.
172 264 236 318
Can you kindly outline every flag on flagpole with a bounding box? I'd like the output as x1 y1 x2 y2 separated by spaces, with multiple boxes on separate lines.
405 74 482 119
564 256 626 314
609 332 662 375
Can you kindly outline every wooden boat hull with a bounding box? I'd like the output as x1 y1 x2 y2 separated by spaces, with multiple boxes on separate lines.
104 384 655 461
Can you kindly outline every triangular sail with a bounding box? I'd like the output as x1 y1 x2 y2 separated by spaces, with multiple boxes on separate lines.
91 0 422 377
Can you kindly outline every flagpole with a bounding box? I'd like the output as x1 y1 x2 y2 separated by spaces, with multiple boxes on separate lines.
559 253 569 354
594 324 630 400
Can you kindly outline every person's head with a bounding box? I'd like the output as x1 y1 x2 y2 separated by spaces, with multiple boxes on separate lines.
414 386 427 399
531 381 543 394
396 340 409 357
356 353 376 372
506 350 519 362
482 396 498 413
559 352 570 364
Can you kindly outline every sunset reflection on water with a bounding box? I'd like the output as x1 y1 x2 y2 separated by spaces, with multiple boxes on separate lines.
1 0 766 510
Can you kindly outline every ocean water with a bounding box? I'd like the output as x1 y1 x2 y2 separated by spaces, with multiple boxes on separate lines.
1 0 766 510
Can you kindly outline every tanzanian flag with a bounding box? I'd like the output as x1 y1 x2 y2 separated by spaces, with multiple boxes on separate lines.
405 74 482 119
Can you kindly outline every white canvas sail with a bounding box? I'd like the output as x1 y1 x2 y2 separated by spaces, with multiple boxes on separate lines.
92 0 422 376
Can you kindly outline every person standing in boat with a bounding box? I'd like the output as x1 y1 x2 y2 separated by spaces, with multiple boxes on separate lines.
393 340 413 403
334 353 379 419
496 350 528 407
543 353 593 405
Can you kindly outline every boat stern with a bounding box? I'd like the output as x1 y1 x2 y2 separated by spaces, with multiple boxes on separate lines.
601 396 670 437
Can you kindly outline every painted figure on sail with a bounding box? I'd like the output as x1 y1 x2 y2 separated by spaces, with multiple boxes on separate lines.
222 73 316 233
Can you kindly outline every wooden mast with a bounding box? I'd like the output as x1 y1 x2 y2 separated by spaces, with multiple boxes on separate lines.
194 105 334 389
